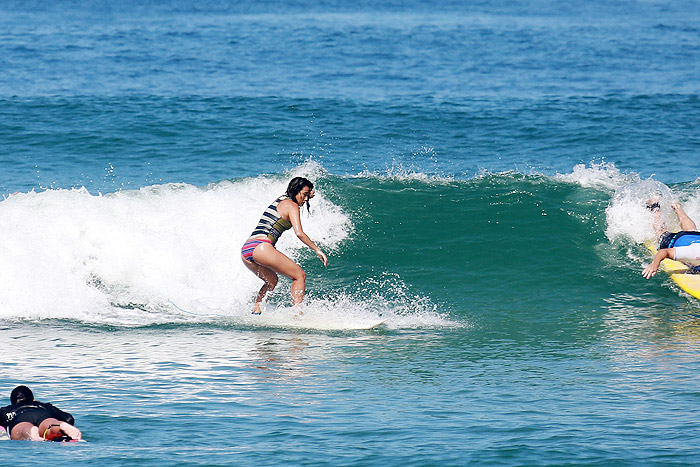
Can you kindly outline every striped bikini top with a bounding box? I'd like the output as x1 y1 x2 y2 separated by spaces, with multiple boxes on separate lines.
248 196 293 245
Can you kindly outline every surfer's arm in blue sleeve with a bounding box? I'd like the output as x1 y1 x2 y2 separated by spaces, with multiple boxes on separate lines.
642 248 675 279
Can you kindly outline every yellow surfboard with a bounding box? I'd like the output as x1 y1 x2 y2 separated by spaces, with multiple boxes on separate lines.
646 242 700 300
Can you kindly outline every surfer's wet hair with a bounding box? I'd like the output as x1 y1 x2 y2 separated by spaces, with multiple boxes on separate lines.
286 177 314 213
10 385 33 405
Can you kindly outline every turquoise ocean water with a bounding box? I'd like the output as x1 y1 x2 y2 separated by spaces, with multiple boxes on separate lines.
2 0 700 464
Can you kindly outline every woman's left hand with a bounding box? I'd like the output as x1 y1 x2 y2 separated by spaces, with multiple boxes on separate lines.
316 249 328 267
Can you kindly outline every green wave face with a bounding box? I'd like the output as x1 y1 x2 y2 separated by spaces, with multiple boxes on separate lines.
316 172 700 341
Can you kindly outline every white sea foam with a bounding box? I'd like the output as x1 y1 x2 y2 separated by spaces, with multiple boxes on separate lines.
175 286 456 331
0 166 346 325
555 161 640 191
353 159 454 183
604 179 700 244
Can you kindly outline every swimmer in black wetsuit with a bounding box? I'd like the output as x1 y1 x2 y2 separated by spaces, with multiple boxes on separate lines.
0 385 82 441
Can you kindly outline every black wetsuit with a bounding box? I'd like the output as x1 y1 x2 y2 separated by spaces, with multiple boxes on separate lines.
0 401 74 434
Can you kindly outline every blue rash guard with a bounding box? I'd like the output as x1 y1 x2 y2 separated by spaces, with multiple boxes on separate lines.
658 231 700 272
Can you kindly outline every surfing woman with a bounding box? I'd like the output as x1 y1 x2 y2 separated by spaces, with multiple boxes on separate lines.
241 177 328 314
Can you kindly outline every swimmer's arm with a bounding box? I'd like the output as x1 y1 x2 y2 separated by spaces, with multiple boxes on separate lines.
46 403 75 426
642 248 675 279
286 202 328 266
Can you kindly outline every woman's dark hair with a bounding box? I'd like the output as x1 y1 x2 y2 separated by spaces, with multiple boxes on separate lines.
286 177 314 213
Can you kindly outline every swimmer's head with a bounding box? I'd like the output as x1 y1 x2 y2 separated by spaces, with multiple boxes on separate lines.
10 385 33 404
286 177 315 212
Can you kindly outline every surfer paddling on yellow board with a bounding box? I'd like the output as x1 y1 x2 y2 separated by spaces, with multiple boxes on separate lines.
642 201 700 279
241 177 328 315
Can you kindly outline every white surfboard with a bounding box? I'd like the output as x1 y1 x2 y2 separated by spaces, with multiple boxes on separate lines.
251 314 387 331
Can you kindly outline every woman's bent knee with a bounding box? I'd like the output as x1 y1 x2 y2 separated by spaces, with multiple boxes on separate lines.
293 269 306 283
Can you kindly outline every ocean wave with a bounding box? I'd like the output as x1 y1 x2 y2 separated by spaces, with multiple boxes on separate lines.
0 162 462 329
4 160 695 326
